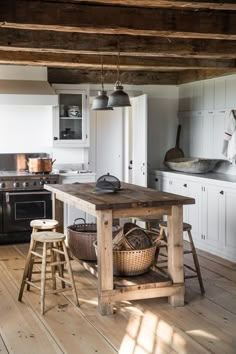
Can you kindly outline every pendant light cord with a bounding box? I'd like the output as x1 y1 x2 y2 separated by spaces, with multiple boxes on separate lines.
116 39 121 85
101 55 104 91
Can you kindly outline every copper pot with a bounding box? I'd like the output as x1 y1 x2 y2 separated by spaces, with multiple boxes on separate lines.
28 158 56 173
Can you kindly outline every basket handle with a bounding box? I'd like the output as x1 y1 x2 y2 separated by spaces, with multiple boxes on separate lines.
73 217 86 225
124 226 146 237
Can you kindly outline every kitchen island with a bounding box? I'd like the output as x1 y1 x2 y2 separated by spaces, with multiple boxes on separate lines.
45 182 195 316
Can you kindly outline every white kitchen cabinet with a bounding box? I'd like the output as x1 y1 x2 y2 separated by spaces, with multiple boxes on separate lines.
223 187 236 260
154 170 236 262
180 110 227 160
52 85 89 147
157 174 189 222
179 84 192 112
59 173 96 233
203 80 214 111
214 78 226 110
191 82 204 111
188 111 206 157
225 76 236 109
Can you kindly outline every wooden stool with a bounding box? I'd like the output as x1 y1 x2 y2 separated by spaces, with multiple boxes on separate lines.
30 219 59 233
18 231 79 314
158 221 205 295
134 216 161 230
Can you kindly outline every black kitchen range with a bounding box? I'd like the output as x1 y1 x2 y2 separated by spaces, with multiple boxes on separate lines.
0 153 59 244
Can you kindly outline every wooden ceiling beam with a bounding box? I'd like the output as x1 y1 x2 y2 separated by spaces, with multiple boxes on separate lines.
48 68 179 85
0 49 234 71
48 67 236 85
178 69 236 83
68 1 236 11
2 1 236 39
1 28 236 59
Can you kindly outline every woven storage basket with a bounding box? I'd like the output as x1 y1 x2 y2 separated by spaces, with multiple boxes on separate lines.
113 244 158 276
68 218 97 261
94 240 160 276
68 218 121 261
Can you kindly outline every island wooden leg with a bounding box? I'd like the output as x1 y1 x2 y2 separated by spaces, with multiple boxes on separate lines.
96 210 113 315
167 205 185 306
52 194 64 233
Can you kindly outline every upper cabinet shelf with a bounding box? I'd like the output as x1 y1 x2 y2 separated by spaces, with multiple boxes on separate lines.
52 85 89 147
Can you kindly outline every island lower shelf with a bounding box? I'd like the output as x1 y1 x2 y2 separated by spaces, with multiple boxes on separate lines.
75 258 183 303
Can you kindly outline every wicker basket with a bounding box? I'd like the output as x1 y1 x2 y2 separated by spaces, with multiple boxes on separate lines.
68 218 121 261
94 240 160 276
67 218 97 261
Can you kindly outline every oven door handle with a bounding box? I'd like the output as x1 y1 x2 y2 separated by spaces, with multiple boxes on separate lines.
5 191 51 203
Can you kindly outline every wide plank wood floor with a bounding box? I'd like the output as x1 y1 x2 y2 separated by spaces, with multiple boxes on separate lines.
0 243 235 354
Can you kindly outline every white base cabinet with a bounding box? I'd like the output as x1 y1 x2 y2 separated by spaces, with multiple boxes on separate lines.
152 170 236 262
59 173 96 233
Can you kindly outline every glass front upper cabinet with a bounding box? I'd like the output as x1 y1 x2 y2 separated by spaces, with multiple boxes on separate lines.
52 87 89 147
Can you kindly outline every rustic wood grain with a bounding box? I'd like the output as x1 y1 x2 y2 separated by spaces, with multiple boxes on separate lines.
2 2 236 39
1 0 236 84
45 182 195 211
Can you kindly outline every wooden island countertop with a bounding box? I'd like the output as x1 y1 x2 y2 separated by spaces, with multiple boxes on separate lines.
45 182 195 315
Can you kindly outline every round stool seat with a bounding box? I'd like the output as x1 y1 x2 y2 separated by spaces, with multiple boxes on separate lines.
30 219 58 230
159 221 192 232
32 231 65 242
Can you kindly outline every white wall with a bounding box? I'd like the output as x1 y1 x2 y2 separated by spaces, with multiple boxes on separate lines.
0 105 85 164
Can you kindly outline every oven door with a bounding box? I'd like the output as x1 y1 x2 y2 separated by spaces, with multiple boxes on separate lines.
3 190 52 233
0 193 3 234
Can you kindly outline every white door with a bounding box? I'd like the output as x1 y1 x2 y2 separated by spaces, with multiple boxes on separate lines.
129 94 148 187
90 107 124 181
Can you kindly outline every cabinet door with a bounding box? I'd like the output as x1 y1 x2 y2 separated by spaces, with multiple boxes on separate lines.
203 80 214 111
148 173 161 190
159 175 189 221
214 78 226 110
187 181 202 243
53 89 89 147
226 76 236 109
189 112 205 157
201 184 222 247
191 82 203 111
179 112 190 156
222 187 236 259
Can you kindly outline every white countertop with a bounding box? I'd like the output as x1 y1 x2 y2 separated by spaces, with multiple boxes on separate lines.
154 168 236 187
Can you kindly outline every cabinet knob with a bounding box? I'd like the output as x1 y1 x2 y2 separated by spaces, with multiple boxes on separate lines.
183 183 187 187
54 137 58 140
220 190 224 195
155 178 158 182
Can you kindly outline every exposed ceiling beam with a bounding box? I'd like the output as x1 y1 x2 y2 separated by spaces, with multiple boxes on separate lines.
48 67 180 85
2 1 236 39
0 49 235 71
1 28 236 60
48 67 236 85
66 0 236 11
178 69 236 83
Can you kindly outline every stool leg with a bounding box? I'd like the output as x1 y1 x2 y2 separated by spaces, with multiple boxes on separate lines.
18 239 35 301
26 240 38 291
61 241 79 307
50 243 57 290
187 230 205 295
54 241 65 289
40 242 47 315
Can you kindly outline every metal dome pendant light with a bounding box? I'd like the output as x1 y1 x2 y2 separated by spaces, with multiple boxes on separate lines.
92 56 113 111
108 44 131 108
